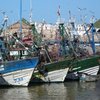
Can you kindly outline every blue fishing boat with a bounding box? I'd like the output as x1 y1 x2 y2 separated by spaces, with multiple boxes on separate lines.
0 57 38 86
0 0 38 86
0 31 38 86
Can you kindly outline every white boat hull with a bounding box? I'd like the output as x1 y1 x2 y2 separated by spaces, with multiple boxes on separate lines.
79 66 100 75
0 68 34 86
40 68 69 82
66 66 100 81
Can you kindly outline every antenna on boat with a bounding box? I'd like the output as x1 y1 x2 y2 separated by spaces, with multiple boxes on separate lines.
68 10 71 22
30 0 33 24
56 5 62 24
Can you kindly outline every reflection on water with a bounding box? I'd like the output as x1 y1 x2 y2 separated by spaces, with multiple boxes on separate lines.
76 82 100 100
28 83 68 100
0 81 100 100
0 87 31 100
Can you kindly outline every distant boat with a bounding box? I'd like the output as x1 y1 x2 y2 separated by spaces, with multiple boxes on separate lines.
0 57 38 86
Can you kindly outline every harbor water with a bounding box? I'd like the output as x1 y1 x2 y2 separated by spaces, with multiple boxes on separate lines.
0 80 100 100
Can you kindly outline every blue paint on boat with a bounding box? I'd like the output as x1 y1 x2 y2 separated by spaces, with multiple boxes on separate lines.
0 57 38 74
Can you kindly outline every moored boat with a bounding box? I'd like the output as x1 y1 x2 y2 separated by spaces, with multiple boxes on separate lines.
31 59 71 83
0 57 38 86
31 21 100 83
66 55 100 81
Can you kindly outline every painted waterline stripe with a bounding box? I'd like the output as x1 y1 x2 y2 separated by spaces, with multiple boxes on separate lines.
79 66 99 75
80 66 99 72
3 68 34 77
79 66 99 72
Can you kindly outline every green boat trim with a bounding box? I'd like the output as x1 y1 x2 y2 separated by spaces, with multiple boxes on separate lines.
70 55 100 72
33 55 100 78
42 55 100 72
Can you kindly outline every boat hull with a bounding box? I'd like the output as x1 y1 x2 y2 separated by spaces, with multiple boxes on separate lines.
0 57 39 86
66 65 100 81
0 68 34 86
40 68 69 82
66 56 100 81
32 68 69 83
79 65 99 75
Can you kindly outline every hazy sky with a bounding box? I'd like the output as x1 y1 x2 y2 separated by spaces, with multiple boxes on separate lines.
0 0 100 25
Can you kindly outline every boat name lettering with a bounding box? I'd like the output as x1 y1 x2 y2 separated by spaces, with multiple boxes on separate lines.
14 77 23 83
73 67 81 71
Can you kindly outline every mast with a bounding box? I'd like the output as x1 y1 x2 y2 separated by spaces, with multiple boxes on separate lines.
19 0 22 59
90 23 96 54
0 12 8 35
59 23 67 56
56 5 61 24
30 0 33 24
20 0 22 34
84 23 96 55
68 10 71 22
